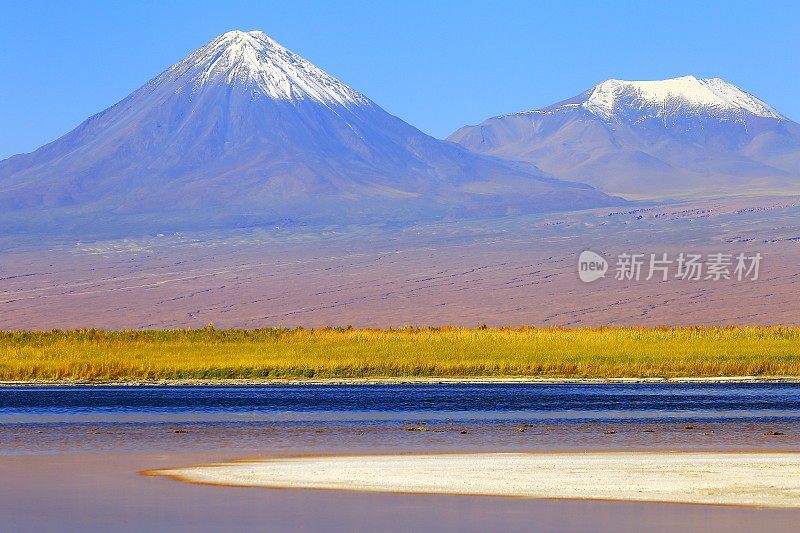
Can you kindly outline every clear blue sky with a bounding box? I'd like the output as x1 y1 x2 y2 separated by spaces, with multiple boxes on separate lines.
1 0 798 159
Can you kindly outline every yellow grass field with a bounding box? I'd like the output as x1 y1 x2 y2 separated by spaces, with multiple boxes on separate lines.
1 326 799 381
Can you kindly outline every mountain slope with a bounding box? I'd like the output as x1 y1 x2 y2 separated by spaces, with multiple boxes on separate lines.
0 30 619 238
449 76 800 197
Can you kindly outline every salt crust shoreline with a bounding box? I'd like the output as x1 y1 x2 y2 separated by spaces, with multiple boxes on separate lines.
150 452 800 508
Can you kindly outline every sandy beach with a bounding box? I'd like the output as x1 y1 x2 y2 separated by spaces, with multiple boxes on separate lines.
152 452 800 508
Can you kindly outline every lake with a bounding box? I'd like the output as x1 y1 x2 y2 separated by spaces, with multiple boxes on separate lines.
2 383 799 532
2 383 799 454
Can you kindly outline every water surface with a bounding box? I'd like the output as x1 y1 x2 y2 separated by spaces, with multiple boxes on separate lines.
2 383 798 454
3 383 800 532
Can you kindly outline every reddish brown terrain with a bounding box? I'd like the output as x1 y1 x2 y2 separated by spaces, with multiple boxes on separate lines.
1 195 799 330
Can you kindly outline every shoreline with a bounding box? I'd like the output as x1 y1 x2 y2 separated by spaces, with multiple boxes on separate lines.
5 454 798 532
149 451 800 508
3 375 800 386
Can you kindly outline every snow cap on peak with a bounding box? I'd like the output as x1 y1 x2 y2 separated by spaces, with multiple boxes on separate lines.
215 29 274 44
165 29 370 107
221 29 264 36
581 76 783 120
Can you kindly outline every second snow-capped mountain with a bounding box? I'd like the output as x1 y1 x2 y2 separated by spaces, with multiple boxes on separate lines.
449 76 800 197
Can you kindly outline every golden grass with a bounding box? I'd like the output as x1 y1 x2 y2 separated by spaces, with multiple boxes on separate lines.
1 326 799 381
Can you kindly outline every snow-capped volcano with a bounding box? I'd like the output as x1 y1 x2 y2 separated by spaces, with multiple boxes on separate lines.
0 30 619 239
579 76 782 121
449 76 800 197
169 30 369 106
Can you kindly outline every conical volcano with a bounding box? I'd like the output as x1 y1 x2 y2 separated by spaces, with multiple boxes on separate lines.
0 30 619 238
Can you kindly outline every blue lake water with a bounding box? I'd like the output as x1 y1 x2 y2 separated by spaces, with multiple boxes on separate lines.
2 383 800 419
2 384 799 454
3 384 800 533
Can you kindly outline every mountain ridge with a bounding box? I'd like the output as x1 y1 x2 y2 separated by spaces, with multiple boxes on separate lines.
449 76 800 197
